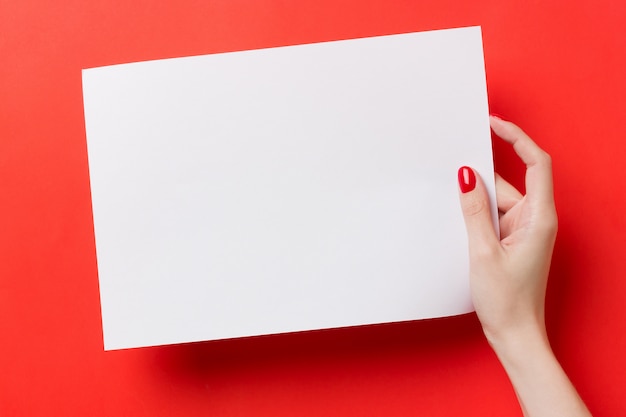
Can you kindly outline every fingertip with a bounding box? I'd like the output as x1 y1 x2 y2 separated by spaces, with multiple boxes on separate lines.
458 166 477 194
489 116 519 145
489 114 508 130
457 169 499 248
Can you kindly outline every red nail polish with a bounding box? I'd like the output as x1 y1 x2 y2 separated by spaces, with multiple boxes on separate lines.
458 166 476 193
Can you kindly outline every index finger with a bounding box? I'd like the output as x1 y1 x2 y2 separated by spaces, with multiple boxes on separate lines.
489 116 555 207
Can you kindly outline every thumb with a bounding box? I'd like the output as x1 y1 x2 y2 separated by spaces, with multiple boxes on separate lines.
458 166 499 252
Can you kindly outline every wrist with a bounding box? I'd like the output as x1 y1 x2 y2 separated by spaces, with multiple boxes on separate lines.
483 318 592 416
485 319 559 389
483 318 552 366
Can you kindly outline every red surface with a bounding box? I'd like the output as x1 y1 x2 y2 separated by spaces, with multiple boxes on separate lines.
1 1 624 415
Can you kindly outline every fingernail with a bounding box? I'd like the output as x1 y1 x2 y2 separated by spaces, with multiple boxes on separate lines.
489 113 505 120
458 166 476 193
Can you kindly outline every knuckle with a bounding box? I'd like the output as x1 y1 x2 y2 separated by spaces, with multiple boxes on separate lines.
538 150 552 167
463 196 486 217
471 242 500 262
536 209 558 236
544 213 558 235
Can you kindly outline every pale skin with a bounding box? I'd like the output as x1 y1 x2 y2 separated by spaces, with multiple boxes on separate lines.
458 116 591 417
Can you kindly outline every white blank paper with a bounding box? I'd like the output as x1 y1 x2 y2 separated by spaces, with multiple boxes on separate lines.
83 26 496 350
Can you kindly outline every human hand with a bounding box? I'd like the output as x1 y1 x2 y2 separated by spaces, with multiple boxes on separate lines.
458 115 557 343
457 116 591 417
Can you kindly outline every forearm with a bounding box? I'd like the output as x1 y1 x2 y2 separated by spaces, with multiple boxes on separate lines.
487 324 591 417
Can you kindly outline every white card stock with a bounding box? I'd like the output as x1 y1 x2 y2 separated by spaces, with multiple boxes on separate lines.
83 26 496 350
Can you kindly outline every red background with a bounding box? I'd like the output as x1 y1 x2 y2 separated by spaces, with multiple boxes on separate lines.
1 1 624 415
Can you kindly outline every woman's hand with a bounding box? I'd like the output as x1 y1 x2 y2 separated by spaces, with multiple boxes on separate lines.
458 115 557 343
457 115 591 417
